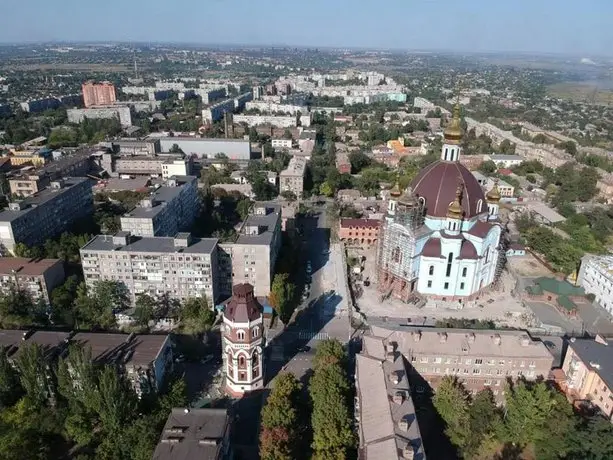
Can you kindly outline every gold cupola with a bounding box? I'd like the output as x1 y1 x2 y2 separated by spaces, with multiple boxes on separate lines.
389 172 402 198
447 184 464 219
444 102 463 145
486 179 501 203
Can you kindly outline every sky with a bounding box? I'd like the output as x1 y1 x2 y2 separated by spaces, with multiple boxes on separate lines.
1 0 612 56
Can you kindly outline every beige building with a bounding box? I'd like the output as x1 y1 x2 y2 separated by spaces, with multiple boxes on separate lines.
82 81 117 107
279 156 307 198
356 335 426 459
369 325 554 400
0 257 65 305
9 174 51 197
561 335 613 420
80 232 219 305
219 203 282 298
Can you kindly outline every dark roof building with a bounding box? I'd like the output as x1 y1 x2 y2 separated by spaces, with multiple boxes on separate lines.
224 284 262 323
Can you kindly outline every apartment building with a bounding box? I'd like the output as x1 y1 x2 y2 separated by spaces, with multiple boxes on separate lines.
67 106 132 128
156 137 252 160
120 176 199 237
369 325 553 400
219 203 282 298
82 81 117 107
71 332 172 397
100 152 190 178
561 335 613 420
152 408 232 460
356 335 426 460
0 178 94 254
472 172 515 198
0 257 65 305
578 255 613 314
280 156 307 198
271 138 293 149
80 232 219 305
486 154 524 169
245 101 307 115
9 173 51 197
233 113 311 128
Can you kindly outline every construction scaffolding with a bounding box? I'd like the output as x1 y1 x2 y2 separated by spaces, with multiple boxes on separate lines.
491 228 509 291
376 193 425 303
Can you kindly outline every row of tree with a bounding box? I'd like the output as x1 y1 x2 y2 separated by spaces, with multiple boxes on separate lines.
433 376 613 459
0 341 187 459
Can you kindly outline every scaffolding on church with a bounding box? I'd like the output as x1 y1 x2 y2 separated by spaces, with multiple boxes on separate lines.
376 195 425 303
491 231 509 291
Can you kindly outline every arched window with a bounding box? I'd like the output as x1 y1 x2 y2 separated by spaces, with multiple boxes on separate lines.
392 246 401 263
253 352 259 366
446 252 453 277
238 355 246 367
477 199 483 213
444 147 448 160
429 265 434 275
462 267 467 277
253 327 259 338
485 247 490 263
449 148 454 161
237 330 245 341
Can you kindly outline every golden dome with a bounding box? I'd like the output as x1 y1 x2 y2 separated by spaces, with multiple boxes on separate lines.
390 173 402 197
447 184 464 219
444 103 463 144
398 186 417 207
486 179 501 203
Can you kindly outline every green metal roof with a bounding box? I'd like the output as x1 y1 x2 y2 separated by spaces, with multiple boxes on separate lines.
557 295 577 312
531 277 585 296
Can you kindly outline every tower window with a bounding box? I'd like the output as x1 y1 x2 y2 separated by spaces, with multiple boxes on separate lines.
449 148 454 161
237 330 245 341
485 248 490 263
462 267 467 277
446 252 453 277
392 246 401 263
427 281 432 288
460 282 465 289
444 282 449 290
429 265 434 275
444 147 448 160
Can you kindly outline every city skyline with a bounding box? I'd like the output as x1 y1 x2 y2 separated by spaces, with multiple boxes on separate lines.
1 0 612 56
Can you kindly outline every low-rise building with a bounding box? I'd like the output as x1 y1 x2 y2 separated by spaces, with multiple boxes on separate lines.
80 232 219 305
152 408 232 460
279 156 307 199
120 176 199 237
338 218 380 247
524 201 566 225
0 178 93 254
369 324 553 400
578 255 613 314
356 335 426 459
110 139 161 155
336 152 351 174
560 335 613 420
67 105 132 127
9 173 51 197
156 137 253 160
271 138 293 149
486 154 524 168
0 257 65 305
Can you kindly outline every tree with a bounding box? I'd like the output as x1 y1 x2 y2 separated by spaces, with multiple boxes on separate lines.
260 373 303 460
313 339 345 370
50 274 80 327
432 376 470 451
319 181 334 197
250 172 277 201
280 191 297 201
133 294 156 327
169 143 184 153
92 366 138 436
0 287 47 328
478 160 497 175
465 389 502 457
73 281 129 330
0 348 22 408
348 151 372 173
236 198 252 220
269 274 295 324
15 344 52 407
181 296 217 335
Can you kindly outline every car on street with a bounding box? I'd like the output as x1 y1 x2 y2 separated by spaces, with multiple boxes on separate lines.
297 345 311 353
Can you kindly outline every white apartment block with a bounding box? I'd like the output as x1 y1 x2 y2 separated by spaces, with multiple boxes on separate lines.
232 113 311 128
120 176 199 237
279 157 307 198
413 97 436 110
578 255 613 314
161 159 191 179
245 101 307 115
486 154 524 168
67 106 132 127
271 138 293 149
80 232 219 305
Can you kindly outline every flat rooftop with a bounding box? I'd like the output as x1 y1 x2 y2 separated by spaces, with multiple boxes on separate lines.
152 408 229 460
71 332 169 366
81 234 218 254
122 176 196 220
0 329 71 360
370 325 553 360
0 177 90 223
0 257 62 276
235 203 280 245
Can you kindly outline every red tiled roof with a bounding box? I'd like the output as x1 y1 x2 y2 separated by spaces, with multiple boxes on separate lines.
498 168 513 176
224 284 262 323
467 221 494 238
339 218 380 229
457 240 479 260
0 257 62 276
422 238 442 258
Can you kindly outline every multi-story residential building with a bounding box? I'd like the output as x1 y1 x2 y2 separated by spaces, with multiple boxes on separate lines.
80 232 219 305
161 159 193 179
279 157 307 198
67 105 132 127
271 138 293 149
578 255 613 314
219 203 282 298
155 136 253 160
120 176 198 237
0 178 93 254
0 257 65 305
368 324 553 400
71 331 172 397
233 113 311 128
356 335 426 459
472 172 515 198
486 154 524 169
152 408 232 460
20 98 62 113
82 81 117 107
245 101 307 115
202 98 236 123
99 152 190 178
9 173 51 197
560 335 613 420
338 218 380 247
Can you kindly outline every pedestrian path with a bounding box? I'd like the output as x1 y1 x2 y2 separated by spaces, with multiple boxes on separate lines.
298 331 329 341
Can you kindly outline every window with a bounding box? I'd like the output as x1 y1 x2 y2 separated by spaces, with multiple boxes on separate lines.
473 368 481 375
420 357 429 363
444 282 449 290
429 265 434 275
434 357 442 364
475 359 483 365
465 359 472 365
484 379 492 386
238 355 246 367
462 267 467 277
427 281 432 288
460 282 465 289
253 327 259 338
237 330 245 341
499 360 505 365
446 252 453 277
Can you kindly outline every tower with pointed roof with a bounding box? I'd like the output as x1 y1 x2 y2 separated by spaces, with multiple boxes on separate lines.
486 180 501 220
222 283 264 397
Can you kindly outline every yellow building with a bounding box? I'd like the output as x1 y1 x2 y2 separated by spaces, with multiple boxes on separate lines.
8 150 48 166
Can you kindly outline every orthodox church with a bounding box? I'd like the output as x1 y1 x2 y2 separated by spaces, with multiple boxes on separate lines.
376 104 504 302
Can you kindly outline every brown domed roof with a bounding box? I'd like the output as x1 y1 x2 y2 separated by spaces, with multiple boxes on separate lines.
457 240 478 260
224 283 262 323
421 237 442 258
411 161 486 219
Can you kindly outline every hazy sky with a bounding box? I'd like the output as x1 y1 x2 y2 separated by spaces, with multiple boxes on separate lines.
1 0 612 56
